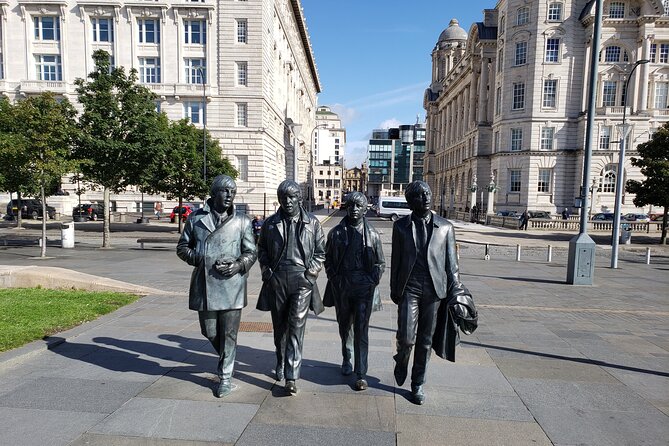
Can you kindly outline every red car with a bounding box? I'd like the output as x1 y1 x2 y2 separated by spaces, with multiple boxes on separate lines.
170 205 195 223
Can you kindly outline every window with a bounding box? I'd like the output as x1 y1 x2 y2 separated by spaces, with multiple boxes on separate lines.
509 169 521 192
497 48 504 72
512 82 525 110
602 169 616 193
545 38 560 62
601 46 629 63
237 19 247 43
139 58 160 83
517 7 530 25
599 126 612 149
541 127 555 150
184 20 206 44
236 155 248 181
609 1 625 18
548 2 563 21
655 82 669 109
537 169 552 193
602 81 617 107
138 19 160 43
511 128 523 151
185 58 206 84
154 100 161 113
236 61 247 86
543 79 558 108
515 41 528 65
494 131 500 152
184 101 204 124
495 87 502 115
36 55 62 80
92 18 114 42
0 54 3 79
499 15 505 35
661 44 669 63
236 102 248 126
34 16 60 41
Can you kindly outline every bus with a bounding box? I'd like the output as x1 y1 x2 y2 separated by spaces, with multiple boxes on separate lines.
376 196 411 221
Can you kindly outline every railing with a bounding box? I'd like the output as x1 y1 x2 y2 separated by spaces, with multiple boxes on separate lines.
20 80 67 93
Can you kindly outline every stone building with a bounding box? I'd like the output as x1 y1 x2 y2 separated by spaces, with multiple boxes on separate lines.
343 166 366 195
0 0 320 216
424 1 669 217
311 105 345 207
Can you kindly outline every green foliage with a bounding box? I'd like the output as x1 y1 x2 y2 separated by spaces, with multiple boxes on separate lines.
149 119 237 201
627 123 669 209
0 288 138 352
73 50 165 193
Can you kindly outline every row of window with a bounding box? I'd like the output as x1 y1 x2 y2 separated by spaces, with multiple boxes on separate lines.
499 1 627 36
504 167 620 194
494 127 556 152
179 101 247 127
31 16 247 44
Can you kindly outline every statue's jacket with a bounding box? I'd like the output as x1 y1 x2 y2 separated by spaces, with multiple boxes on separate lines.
177 201 257 311
255 207 326 315
323 216 385 312
390 212 477 362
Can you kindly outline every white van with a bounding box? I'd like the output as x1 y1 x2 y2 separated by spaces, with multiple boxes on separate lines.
376 196 411 221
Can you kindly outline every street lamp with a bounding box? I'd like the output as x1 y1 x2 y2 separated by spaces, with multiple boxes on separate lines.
611 58 650 269
470 175 478 221
308 123 328 211
486 174 496 215
196 66 207 183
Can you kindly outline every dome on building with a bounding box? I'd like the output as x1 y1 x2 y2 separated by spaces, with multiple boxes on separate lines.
438 19 468 42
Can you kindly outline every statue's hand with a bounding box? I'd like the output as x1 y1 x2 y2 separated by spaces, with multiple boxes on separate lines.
217 260 242 278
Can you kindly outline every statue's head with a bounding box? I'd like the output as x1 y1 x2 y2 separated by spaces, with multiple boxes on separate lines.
210 175 237 211
346 192 367 225
277 180 302 218
405 180 432 216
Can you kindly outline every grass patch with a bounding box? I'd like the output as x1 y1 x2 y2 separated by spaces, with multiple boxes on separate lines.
0 288 139 352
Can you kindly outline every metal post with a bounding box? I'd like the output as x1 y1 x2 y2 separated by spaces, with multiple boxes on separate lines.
611 59 649 269
197 66 207 184
516 244 521 262
547 245 553 263
645 247 651 265
484 244 490 261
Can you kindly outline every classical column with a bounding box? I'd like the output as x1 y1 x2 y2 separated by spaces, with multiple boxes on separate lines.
639 34 653 111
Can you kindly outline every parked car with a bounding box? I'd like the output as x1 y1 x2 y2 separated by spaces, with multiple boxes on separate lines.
649 213 664 221
170 205 196 223
592 212 615 221
72 203 104 221
6 199 56 220
527 210 551 219
496 210 518 218
623 213 650 222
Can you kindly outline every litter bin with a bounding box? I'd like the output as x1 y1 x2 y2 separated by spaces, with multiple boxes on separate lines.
61 223 75 248
620 225 632 245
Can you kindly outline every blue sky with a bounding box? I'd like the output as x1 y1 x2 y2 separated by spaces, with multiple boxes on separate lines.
302 0 493 167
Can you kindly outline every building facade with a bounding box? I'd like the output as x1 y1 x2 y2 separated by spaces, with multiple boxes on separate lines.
366 123 426 199
424 1 669 217
311 105 345 207
343 166 365 195
0 0 320 216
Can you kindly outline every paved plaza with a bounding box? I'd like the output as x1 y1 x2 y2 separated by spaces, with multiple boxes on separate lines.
0 211 668 445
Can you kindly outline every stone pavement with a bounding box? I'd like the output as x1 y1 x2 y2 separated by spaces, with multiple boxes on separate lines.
0 210 668 445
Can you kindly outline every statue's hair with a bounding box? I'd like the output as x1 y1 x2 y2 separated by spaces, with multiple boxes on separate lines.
277 180 302 200
347 191 368 208
210 175 237 197
405 180 431 201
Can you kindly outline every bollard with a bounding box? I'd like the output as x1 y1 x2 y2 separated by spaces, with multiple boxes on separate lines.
516 244 521 261
547 245 552 263
646 247 651 265
484 243 490 261
456 243 460 260
61 223 75 248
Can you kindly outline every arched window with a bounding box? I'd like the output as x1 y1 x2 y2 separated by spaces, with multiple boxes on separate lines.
600 46 629 63
602 168 616 193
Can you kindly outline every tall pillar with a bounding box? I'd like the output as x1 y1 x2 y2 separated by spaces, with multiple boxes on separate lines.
639 34 653 111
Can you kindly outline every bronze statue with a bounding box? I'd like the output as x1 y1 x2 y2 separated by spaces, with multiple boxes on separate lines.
256 180 326 395
324 192 385 391
390 180 477 405
176 175 257 398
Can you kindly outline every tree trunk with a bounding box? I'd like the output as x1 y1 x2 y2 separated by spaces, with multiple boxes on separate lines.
40 185 47 257
16 192 23 229
103 187 111 248
661 206 668 245
178 195 183 234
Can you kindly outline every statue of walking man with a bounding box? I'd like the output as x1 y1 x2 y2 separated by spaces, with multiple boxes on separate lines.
177 175 257 397
324 192 385 391
256 180 326 395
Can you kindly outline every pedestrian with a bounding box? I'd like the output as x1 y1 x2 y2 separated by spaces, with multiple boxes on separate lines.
154 201 163 220
391 180 477 405
252 215 263 243
324 192 385 391
562 207 570 220
519 210 529 230
176 175 257 398
256 180 326 395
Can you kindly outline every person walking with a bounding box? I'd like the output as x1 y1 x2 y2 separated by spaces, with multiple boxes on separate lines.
519 210 529 230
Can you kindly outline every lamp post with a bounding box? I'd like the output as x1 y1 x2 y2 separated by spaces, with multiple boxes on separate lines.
611 58 650 269
196 66 207 183
308 123 328 211
486 174 496 215
470 175 478 222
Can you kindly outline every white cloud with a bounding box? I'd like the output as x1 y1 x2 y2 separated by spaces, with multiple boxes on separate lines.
378 118 402 129
344 82 428 107
343 140 368 168
329 103 358 125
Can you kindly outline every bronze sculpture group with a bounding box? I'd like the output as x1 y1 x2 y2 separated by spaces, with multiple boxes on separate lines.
177 177 477 404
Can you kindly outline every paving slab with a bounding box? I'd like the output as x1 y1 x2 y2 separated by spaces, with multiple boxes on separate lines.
89 397 258 443
237 423 396 446
396 413 552 446
494 357 620 383
70 433 228 446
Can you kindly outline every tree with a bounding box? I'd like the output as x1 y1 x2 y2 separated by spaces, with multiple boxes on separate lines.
0 93 79 256
73 50 166 247
147 119 237 232
626 122 669 244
